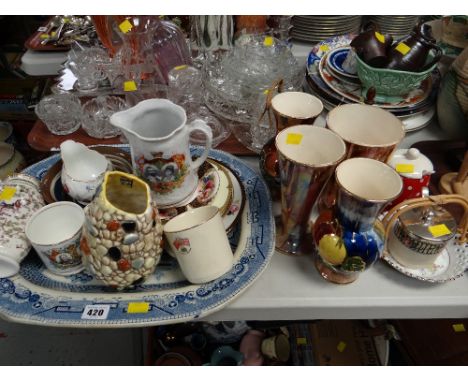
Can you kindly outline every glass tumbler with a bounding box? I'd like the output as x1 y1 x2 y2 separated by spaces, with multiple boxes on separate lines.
35 94 82 135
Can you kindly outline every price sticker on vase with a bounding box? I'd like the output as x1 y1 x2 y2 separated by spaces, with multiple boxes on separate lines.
286 133 303 145
119 19 133 34
81 305 111 320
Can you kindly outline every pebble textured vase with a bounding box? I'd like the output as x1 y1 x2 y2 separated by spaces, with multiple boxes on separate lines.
80 171 163 290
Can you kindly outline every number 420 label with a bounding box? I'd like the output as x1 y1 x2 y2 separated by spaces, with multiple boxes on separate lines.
81 305 111 320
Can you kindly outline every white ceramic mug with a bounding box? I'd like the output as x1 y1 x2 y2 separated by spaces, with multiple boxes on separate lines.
110 99 213 208
163 206 233 284
26 202 85 276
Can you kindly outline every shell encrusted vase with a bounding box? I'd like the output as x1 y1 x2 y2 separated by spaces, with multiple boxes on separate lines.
80 171 163 289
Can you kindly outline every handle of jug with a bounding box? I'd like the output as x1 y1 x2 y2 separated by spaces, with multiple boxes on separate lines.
187 119 213 170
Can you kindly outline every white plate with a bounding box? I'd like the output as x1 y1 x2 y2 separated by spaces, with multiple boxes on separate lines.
400 106 436 132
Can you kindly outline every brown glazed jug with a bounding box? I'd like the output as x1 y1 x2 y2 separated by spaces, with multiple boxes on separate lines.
386 23 443 72
350 22 393 68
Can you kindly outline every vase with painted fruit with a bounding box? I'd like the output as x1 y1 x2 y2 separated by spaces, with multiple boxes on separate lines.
313 158 403 284
80 171 163 290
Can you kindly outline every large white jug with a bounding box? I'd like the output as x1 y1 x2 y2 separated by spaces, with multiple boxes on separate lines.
110 99 213 207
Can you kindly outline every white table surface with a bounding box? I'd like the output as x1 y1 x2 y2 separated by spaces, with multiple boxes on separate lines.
205 121 468 322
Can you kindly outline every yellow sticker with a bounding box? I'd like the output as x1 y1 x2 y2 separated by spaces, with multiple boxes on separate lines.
286 133 303 145
428 224 452 238
174 65 188 71
337 341 347 353
123 80 138 92
395 164 415 174
263 89 269 95
40 33 49 39
119 19 133 34
0 187 16 202
296 337 307 345
453 324 466 332
263 36 274 46
127 302 149 314
395 42 411 56
319 44 329 52
375 31 385 43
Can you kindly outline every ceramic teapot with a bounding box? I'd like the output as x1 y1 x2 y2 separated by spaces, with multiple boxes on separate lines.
386 23 443 72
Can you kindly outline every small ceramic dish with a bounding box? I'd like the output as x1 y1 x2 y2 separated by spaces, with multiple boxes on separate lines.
326 46 359 80
40 146 133 205
382 231 468 283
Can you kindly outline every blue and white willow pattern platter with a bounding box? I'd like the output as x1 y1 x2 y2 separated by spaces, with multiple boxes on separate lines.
0 147 275 327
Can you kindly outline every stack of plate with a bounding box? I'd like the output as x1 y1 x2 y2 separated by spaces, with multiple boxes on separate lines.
291 16 362 43
305 34 438 133
365 16 420 39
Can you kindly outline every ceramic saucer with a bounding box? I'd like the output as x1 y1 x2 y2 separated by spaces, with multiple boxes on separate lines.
400 106 435 132
160 158 245 232
382 232 468 283
40 146 133 204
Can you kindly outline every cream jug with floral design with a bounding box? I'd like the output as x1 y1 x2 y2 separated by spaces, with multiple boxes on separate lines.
110 99 213 208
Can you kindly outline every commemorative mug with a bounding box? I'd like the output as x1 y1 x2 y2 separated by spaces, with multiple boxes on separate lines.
163 205 233 283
